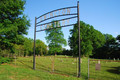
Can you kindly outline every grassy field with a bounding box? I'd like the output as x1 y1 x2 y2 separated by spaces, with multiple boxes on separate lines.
0 56 120 80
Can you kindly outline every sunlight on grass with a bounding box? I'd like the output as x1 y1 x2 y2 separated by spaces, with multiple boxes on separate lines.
0 56 120 80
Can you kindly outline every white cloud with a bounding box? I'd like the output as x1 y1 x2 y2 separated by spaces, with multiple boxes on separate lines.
115 32 118 34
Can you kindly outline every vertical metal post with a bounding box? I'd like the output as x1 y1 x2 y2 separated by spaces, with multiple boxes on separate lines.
88 58 89 79
77 1 81 77
33 17 37 70
15 56 16 66
76 57 78 77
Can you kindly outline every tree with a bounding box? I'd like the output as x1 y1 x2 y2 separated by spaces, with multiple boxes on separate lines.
69 21 105 57
14 44 24 56
45 21 67 55
0 0 30 51
103 34 116 58
92 34 117 59
91 29 106 57
116 35 120 42
35 39 48 56
14 44 19 56
23 37 33 56
116 35 120 58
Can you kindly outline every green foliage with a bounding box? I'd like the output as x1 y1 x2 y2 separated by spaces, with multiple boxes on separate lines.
69 21 105 56
45 21 67 54
116 34 120 50
103 34 117 58
104 34 116 45
0 57 11 64
0 49 10 57
116 35 120 41
0 0 30 50
116 35 120 56
14 44 24 56
35 39 48 56
91 34 119 59
8 37 47 57
23 37 33 56
61 49 73 56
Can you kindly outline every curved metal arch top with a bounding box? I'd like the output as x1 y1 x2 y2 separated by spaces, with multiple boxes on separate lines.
37 6 77 19
36 6 77 24
36 16 77 27
36 13 77 24
33 1 81 78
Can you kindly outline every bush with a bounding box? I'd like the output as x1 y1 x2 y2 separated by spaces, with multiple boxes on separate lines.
0 57 11 65
0 60 1 65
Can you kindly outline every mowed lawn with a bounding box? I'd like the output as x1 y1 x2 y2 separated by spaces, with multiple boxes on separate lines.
0 56 120 80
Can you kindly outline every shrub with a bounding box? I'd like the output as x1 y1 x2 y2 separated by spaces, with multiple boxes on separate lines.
0 57 11 65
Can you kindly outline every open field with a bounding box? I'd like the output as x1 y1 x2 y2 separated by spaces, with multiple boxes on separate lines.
0 64 81 80
0 56 120 80
89 59 120 80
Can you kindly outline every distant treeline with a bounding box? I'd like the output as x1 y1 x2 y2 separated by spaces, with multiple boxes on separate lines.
0 0 120 59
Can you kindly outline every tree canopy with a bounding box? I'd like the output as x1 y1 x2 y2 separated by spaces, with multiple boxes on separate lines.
0 0 30 50
35 39 48 56
45 21 67 55
116 35 120 42
69 21 105 57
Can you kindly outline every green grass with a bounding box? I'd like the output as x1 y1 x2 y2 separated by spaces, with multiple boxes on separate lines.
0 56 120 80
0 64 81 80
89 60 120 80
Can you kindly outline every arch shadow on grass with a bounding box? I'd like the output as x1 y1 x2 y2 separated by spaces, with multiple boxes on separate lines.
17 60 33 69
107 66 120 74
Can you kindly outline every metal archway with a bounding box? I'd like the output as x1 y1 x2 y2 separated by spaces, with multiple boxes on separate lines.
33 1 81 77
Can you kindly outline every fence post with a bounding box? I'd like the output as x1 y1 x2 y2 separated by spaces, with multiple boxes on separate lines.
88 58 89 79
52 56 55 72
76 57 78 77
53 57 54 72
15 56 16 66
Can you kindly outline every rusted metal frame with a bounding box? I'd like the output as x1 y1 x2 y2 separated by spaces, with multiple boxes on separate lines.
33 17 37 70
36 16 77 27
34 4 79 77
36 24 75 32
77 1 81 78
36 6 77 19
36 13 77 24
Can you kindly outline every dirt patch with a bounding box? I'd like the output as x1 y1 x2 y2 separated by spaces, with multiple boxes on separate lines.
1 63 8 65
21 77 41 80
9 64 19 67
51 72 69 77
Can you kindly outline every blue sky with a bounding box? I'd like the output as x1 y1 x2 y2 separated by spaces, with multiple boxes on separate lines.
24 0 120 49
